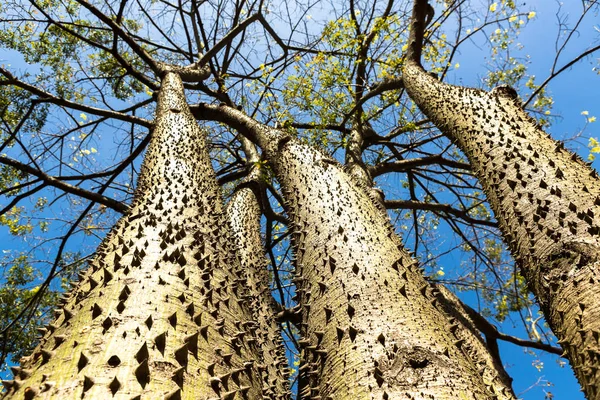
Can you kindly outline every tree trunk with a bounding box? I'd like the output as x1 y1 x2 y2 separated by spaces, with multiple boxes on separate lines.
346 120 515 399
2 73 266 399
404 54 600 398
431 284 515 397
226 159 291 399
344 125 382 203
271 136 508 399
194 103 510 399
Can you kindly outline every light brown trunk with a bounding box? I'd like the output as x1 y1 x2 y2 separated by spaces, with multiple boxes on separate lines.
193 105 498 397
404 58 600 398
432 284 515 397
226 166 291 399
268 137 501 399
346 121 515 399
3 73 265 399
345 125 385 206
192 101 519 398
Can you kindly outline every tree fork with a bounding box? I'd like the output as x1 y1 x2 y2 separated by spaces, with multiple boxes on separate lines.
2 73 266 399
195 103 511 398
404 0 600 396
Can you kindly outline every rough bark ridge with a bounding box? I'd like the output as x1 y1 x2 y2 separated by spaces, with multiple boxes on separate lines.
344 125 380 199
225 124 498 399
404 52 600 397
2 73 265 399
269 137 500 399
431 284 515 398
226 165 291 399
345 120 515 399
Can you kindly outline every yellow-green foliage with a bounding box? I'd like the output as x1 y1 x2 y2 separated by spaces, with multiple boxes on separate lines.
0 207 33 236
0 252 84 372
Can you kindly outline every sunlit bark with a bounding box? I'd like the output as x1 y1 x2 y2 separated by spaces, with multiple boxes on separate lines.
404 2 600 395
347 120 515 399
3 73 266 399
194 103 510 399
226 159 291 399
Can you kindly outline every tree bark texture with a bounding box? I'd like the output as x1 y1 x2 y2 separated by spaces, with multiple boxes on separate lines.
344 120 515 399
226 167 291 399
431 284 515 398
404 59 600 398
261 133 502 398
344 125 385 206
191 102 517 397
3 73 266 399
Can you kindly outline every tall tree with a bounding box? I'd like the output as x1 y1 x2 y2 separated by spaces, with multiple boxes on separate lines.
226 139 291 399
342 91 516 400
402 0 600 397
2 72 270 399
1 0 596 397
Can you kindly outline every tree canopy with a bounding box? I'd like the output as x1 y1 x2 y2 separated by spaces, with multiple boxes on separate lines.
0 0 599 397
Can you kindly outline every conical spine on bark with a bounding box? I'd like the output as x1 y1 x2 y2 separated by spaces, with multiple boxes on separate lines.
192 102 516 397
404 17 600 394
432 284 515 398
344 118 515 399
185 104 496 398
266 136 499 399
226 160 291 399
344 125 385 207
2 72 264 399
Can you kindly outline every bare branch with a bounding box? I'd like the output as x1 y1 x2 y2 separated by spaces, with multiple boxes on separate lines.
0 155 128 213
384 199 497 228
0 68 152 128
370 155 470 177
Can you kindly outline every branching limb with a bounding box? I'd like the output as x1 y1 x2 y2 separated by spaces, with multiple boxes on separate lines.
385 199 497 228
345 78 405 121
74 0 161 75
0 156 128 213
198 14 262 67
406 0 431 65
459 298 564 357
369 155 470 177
0 68 152 128
524 44 600 108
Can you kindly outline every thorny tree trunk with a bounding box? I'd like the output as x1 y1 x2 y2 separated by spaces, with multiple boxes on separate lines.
226 147 291 399
431 284 515 397
344 124 383 205
404 3 600 395
196 104 512 399
346 121 515 399
270 135 508 399
2 73 267 399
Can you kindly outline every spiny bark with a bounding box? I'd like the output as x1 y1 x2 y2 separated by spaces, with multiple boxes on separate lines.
270 136 499 399
226 162 291 399
344 123 384 205
404 11 600 393
345 119 515 399
2 73 265 399
195 104 507 399
432 285 515 398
